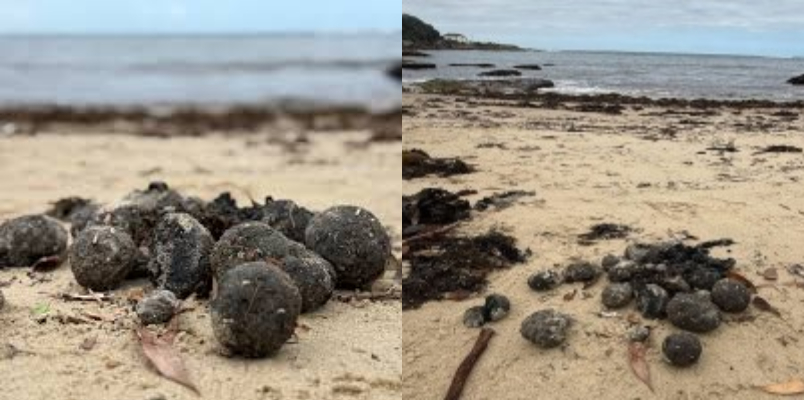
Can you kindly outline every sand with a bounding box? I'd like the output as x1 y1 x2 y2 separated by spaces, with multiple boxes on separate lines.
403 93 804 399
0 128 401 400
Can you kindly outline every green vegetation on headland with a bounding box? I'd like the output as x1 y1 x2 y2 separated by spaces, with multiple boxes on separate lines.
402 14 524 51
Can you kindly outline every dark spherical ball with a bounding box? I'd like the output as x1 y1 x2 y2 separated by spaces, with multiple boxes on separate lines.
69 226 137 291
520 309 572 348
484 293 511 322
147 213 214 299
710 278 751 313
564 261 602 283
635 284 669 319
261 199 315 244
0 214 68 268
527 270 562 292
602 282 633 309
663 332 702 367
211 262 302 358
136 289 179 325
666 292 721 333
305 206 391 289
463 306 486 328
211 222 335 312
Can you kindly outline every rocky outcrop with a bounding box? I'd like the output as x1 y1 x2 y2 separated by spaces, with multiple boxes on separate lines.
514 64 542 70
789 74 804 85
478 69 522 77
402 61 436 70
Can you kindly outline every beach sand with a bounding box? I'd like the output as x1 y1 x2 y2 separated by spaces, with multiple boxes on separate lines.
403 93 804 399
0 128 401 400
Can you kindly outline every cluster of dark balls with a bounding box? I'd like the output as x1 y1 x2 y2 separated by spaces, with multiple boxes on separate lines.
0 182 392 358
523 241 752 366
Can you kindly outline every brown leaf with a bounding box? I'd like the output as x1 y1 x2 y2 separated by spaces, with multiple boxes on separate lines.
563 289 577 301
726 270 757 294
753 296 782 317
758 379 804 395
628 341 653 392
763 268 779 281
136 327 199 395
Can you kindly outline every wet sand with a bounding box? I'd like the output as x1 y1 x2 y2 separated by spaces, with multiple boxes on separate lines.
0 128 401 400
403 93 804 400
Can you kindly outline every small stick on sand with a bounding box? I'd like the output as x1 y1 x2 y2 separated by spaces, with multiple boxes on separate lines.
444 327 495 400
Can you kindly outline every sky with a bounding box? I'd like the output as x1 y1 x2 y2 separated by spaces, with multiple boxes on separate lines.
0 0 400 34
404 0 804 57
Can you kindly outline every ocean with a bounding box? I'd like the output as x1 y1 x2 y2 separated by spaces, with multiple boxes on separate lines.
0 34 400 109
403 50 804 101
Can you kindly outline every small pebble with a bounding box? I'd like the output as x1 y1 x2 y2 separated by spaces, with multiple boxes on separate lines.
211 261 302 357
483 293 510 322
627 325 651 342
0 215 68 268
136 290 179 325
520 309 572 348
662 332 702 367
666 292 721 333
305 205 391 288
527 270 562 291
635 284 669 319
710 278 751 313
601 282 633 309
463 306 486 328
69 226 137 291
563 261 601 283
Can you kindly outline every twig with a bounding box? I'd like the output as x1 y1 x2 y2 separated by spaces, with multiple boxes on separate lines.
444 327 495 400
403 223 459 246
59 292 113 302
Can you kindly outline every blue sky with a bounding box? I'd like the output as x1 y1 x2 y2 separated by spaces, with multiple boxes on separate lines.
404 0 804 57
0 0 400 34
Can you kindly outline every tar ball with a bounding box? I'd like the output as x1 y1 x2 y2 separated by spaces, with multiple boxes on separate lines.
635 284 669 319
147 213 214 299
662 332 702 367
261 198 315 243
211 262 302 358
69 226 137 291
305 206 391 289
0 215 68 268
463 306 486 328
484 293 511 322
666 292 721 333
601 282 633 309
136 290 179 325
563 261 601 283
528 270 562 292
520 309 572 348
710 278 751 313
601 254 620 271
211 222 335 312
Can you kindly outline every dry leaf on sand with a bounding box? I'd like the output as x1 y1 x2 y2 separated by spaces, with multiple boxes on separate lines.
628 341 653 392
758 379 804 395
136 327 199 395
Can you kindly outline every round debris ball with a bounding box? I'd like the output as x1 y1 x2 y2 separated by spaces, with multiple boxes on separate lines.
601 254 620 271
663 332 702 367
683 267 722 291
627 325 651 343
136 290 179 325
211 262 302 357
607 260 639 282
601 282 633 309
528 270 562 292
69 226 137 291
635 284 669 319
484 293 511 322
463 306 486 328
305 206 391 288
520 309 572 348
666 292 721 333
211 222 335 312
261 199 315 243
563 261 601 283
0 215 68 268
710 278 751 313
147 213 214 299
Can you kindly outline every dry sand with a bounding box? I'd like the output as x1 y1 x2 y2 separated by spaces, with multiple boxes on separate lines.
403 94 804 400
0 129 401 400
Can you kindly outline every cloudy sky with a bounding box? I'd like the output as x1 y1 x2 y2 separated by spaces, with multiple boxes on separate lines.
404 0 804 56
0 0 400 34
